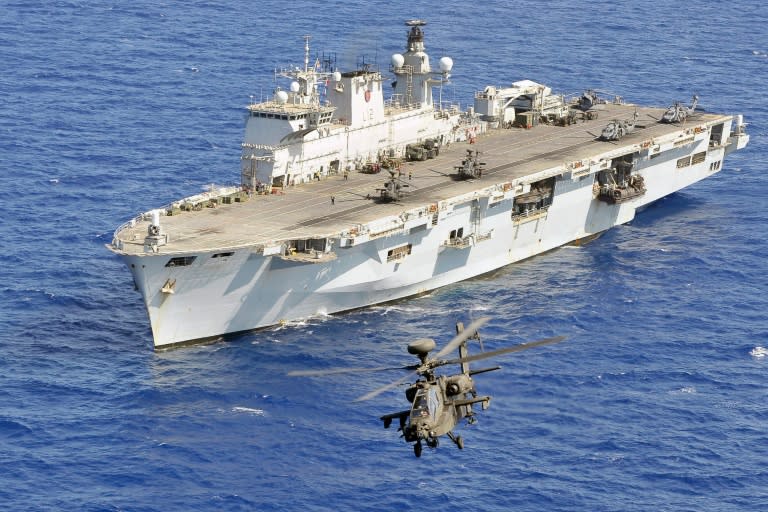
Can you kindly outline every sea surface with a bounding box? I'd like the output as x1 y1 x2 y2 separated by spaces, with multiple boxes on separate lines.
1 1 767 510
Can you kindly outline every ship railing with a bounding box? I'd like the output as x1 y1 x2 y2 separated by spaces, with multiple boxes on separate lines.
279 248 338 263
110 183 243 245
384 98 423 112
386 94 406 108
111 213 148 248
442 229 494 250
443 235 474 249
242 142 282 151
511 205 550 223
435 101 461 114
709 138 726 150
475 229 493 242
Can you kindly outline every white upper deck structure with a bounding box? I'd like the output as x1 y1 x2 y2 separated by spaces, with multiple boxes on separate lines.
240 20 472 191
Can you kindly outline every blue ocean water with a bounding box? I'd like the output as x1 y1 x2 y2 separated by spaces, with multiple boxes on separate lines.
1 0 766 510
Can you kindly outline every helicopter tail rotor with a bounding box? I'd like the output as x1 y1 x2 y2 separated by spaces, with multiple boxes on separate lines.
455 321 481 375
433 317 490 359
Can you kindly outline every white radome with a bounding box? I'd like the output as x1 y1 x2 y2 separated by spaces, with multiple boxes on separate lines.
275 90 289 103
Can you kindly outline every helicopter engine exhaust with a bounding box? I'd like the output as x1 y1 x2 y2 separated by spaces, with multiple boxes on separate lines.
445 374 473 396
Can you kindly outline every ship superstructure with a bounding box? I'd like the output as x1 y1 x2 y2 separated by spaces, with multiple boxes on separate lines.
240 20 475 192
108 20 749 349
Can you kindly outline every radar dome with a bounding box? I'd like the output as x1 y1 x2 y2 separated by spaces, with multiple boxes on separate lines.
439 56 454 72
275 90 289 104
333 71 342 82
391 53 405 68
407 338 436 356
289 81 300 93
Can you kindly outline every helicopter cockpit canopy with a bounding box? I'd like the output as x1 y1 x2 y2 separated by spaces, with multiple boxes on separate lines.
410 387 439 421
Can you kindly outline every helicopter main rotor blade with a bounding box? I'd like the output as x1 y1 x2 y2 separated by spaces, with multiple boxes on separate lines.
354 370 417 402
442 335 566 366
287 365 415 377
433 317 490 359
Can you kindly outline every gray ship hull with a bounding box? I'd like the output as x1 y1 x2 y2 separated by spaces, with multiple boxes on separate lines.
115 107 748 348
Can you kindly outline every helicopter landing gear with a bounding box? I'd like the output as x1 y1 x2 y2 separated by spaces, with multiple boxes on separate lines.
414 441 422 458
447 431 464 450
426 437 439 449
482 398 491 410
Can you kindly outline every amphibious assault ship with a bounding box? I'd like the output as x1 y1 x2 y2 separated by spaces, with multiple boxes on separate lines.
108 20 749 349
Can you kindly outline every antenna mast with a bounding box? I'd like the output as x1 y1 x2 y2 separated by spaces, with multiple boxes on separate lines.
303 35 311 72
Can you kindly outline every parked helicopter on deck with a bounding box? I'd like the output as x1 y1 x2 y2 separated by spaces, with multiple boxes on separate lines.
288 318 565 457
375 169 410 203
661 94 699 123
599 110 639 141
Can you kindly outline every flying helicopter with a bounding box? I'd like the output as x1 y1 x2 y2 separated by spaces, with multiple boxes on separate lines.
288 318 565 457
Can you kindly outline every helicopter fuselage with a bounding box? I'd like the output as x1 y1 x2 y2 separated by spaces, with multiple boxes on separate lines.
384 373 491 451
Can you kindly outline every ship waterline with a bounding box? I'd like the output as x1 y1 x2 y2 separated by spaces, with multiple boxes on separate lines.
108 20 749 348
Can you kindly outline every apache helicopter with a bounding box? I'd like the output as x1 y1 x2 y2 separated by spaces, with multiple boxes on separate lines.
288 318 565 457
455 149 486 180
661 94 699 123
375 169 410 203
599 110 639 141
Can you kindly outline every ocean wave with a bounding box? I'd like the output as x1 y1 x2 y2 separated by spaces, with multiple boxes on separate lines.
231 406 266 416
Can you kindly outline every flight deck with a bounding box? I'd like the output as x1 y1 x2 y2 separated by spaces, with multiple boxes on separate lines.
113 103 727 256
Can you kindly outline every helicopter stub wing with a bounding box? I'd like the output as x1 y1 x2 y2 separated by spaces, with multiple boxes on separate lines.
380 409 410 429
